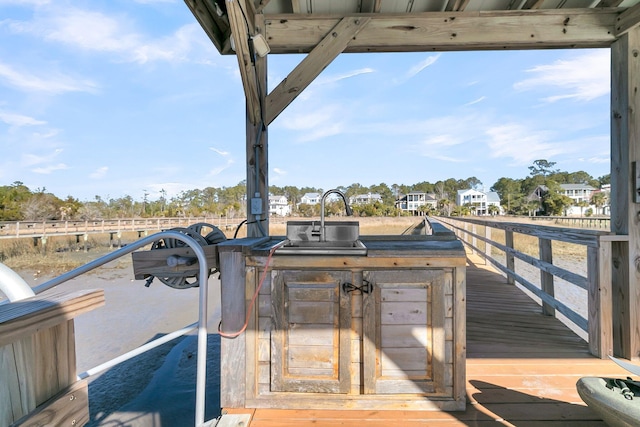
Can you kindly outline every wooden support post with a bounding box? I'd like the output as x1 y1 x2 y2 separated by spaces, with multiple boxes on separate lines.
589 237 616 358
245 19 269 238
505 230 515 285
611 26 640 360
218 243 247 407
539 238 554 316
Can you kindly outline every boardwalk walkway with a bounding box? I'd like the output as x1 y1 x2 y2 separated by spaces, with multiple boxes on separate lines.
219 253 630 426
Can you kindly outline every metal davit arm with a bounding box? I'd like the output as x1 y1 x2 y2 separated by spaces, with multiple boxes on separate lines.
27 230 210 427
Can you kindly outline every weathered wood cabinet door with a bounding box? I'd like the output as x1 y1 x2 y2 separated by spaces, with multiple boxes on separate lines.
362 269 448 395
271 270 351 393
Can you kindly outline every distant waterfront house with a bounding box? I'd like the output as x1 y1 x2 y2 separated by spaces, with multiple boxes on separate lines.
396 192 437 215
350 193 383 205
528 183 599 215
456 189 503 215
559 183 597 204
300 192 321 205
486 191 502 214
269 195 291 216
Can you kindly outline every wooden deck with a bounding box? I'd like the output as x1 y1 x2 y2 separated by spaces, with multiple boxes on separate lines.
218 253 630 426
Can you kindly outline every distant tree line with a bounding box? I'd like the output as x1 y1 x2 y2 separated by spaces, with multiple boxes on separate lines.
490 160 609 216
0 160 609 221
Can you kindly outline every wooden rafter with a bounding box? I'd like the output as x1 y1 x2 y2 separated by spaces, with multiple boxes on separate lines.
265 17 371 125
521 0 545 9
226 0 262 124
615 2 640 36
185 0 229 53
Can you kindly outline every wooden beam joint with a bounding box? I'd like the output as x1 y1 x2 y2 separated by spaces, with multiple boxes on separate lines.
265 16 371 125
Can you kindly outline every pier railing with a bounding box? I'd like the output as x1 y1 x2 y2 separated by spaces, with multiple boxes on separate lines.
0 216 290 239
435 216 621 359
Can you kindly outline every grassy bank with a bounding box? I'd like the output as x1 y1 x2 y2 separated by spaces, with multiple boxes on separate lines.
0 216 423 275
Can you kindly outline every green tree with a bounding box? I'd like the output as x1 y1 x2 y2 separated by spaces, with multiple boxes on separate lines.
591 191 608 215
542 182 573 215
529 159 559 177
491 177 522 212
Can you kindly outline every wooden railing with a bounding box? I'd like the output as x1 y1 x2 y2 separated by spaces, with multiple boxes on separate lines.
435 216 622 359
0 216 288 239
523 215 610 229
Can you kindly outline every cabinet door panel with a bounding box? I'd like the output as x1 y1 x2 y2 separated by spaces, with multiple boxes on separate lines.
271 270 351 394
363 269 447 395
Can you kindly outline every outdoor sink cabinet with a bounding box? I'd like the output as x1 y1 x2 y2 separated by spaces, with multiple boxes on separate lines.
217 219 466 412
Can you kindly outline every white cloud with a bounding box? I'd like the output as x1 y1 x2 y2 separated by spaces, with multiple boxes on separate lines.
464 96 486 106
210 147 230 156
5 5 213 65
0 111 46 126
485 123 566 165
32 162 68 174
579 156 609 164
0 62 98 94
407 54 440 78
208 159 234 177
90 166 108 179
22 147 63 166
316 68 375 85
280 103 346 142
32 129 59 138
273 167 287 176
399 54 440 82
514 50 610 102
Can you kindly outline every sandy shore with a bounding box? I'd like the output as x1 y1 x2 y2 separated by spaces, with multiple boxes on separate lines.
12 256 223 426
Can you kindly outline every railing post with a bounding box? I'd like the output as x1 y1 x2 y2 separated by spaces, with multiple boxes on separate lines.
484 225 491 266
590 236 616 358
505 230 515 285
472 223 477 255
463 222 469 246
539 238 555 316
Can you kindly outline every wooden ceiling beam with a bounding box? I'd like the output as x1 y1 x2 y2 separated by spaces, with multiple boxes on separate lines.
263 10 619 53
265 17 371 125
615 2 640 36
226 0 262 124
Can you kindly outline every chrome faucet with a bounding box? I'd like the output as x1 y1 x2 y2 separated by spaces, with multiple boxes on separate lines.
320 189 353 241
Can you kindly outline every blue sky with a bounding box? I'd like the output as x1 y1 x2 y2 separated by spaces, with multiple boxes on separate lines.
0 0 611 201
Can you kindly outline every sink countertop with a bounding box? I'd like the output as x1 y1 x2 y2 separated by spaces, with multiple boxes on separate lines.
250 235 464 257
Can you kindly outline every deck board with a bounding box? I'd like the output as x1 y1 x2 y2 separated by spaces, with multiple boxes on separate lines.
220 253 631 426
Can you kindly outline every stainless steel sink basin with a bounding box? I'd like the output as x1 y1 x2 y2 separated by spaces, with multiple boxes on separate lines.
277 239 367 255
278 220 366 255
286 220 359 242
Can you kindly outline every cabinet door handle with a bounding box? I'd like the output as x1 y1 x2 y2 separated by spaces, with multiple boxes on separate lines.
342 280 373 294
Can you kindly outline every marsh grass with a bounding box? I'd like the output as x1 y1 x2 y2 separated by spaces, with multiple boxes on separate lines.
1 217 425 275
486 228 587 262
0 231 146 275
